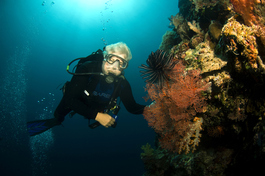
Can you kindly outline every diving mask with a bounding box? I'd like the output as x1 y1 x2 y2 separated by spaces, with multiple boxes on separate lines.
104 54 128 69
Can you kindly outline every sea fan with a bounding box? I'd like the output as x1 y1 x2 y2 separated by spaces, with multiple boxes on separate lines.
139 49 176 89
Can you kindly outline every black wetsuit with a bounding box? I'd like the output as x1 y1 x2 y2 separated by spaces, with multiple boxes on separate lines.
54 53 146 123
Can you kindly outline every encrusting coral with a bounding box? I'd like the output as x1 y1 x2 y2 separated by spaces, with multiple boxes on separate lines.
209 20 223 41
191 0 220 12
159 31 179 52
220 16 259 71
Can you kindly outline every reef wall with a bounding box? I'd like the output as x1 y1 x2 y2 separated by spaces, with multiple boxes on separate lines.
141 0 265 175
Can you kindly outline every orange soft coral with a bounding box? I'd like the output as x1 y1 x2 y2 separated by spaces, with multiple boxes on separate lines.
143 61 208 154
230 0 261 26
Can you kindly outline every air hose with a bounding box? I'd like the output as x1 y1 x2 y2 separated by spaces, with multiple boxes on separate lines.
66 58 104 76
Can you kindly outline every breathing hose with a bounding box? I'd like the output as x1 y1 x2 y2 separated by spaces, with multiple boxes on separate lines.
66 58 104 76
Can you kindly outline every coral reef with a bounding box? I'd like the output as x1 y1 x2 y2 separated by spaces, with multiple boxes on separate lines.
140 0 265 175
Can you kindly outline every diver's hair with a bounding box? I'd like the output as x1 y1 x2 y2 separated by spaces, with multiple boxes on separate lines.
103 42 132 61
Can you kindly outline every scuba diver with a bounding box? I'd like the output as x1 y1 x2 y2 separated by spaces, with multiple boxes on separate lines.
27 42 147 136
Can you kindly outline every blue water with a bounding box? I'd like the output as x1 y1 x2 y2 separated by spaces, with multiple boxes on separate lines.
0 0 179 175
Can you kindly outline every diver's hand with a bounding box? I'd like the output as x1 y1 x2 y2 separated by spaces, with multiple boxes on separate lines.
95 112 115 128
147 101 156 108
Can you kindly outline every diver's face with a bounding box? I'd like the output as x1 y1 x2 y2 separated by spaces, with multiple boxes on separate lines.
102 53 127 76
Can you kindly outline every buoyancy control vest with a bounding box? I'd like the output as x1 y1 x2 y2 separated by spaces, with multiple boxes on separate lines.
63 49 124 123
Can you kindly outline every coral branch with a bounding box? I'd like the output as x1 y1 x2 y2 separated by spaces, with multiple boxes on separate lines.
179 117 203 154
187 20 203 35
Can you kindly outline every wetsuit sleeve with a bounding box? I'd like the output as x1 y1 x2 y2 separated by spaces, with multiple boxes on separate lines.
120 79 146 114
65 63 99 119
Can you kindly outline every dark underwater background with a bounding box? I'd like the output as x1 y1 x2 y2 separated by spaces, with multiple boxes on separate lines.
0 0 178 175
